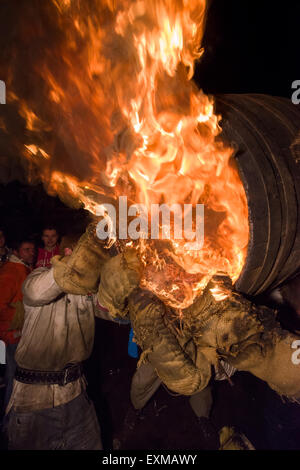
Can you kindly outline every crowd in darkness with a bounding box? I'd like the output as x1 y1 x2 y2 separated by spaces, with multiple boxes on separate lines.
0 226 60 270
0 225 61 412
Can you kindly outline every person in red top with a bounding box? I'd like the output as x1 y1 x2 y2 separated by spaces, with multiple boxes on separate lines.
36 226 60 268
0 239 35 413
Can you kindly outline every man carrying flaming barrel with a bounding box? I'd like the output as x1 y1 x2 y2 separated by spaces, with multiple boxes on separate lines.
4 222 300 450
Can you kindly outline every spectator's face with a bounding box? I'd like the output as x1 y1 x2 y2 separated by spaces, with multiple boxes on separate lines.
42 229 58 250
18 242 35 265
0 231 5 249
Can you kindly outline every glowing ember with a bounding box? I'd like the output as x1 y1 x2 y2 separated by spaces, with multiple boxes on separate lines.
210 286 230 303
7 0 249 308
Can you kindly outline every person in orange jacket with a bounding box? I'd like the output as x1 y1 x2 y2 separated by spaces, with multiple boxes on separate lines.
0 238 35 413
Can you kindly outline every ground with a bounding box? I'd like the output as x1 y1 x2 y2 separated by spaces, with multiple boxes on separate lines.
1 317 300 451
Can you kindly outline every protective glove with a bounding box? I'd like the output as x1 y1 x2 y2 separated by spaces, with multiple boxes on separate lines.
128 288 211 396
51 222 110 294
97 248 142 319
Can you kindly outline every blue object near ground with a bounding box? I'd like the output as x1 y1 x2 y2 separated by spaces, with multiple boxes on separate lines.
128 328 138 359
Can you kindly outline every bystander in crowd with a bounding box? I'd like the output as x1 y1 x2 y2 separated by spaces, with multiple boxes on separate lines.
36 226 60 268
0 238 35 418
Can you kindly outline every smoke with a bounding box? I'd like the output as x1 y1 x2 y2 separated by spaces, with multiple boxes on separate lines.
0 0 207 201
1 2 108 187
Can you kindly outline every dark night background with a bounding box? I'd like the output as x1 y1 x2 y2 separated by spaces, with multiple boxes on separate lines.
1 0 300 451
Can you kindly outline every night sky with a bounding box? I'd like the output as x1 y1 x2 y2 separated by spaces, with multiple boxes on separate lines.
0 0 300 244
195 0 300 97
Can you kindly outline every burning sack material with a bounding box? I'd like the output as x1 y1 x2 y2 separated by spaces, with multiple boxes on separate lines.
97 247 300 400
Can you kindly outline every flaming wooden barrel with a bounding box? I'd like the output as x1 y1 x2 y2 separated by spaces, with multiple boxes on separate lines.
216 94 300 295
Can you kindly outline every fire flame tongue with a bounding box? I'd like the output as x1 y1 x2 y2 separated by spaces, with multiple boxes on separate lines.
10 0 249 308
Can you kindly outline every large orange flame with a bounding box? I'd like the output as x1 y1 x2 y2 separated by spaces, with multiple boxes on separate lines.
8 0 249 308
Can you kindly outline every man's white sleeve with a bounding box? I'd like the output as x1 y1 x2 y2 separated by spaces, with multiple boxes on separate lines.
22 267 64 307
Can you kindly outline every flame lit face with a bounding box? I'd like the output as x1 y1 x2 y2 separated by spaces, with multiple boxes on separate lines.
42 229 59 251
9 0 249 308
17 242 36 266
